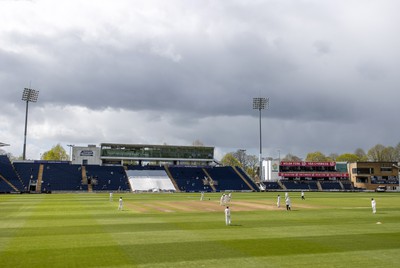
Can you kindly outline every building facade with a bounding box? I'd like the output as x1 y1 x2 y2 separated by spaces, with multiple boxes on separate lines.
348 162 399 191
71 143 215 166
71 145 101 165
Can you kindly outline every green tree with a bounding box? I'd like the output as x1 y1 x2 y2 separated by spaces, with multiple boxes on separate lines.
245 154 259 179
221 151 259 180
232 149 247 168
41 144 69 161
220 153 241 167
305 151 328 162
395 143 400 162
382 146 397 161
336 153 360 162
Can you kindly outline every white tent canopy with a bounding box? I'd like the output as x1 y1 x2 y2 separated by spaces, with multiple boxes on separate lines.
126 170 176 192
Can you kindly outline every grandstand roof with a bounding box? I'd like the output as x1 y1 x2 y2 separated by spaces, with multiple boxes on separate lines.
100 143 214 149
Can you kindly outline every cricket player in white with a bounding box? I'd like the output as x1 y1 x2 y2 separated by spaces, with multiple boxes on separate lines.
200 191 204 201
277 194 281 208
285 196 291 210
220 194 225 205
225 206 231 225
118 197 123 211
224 194 229 204
371 198 376 214
109 192 113 201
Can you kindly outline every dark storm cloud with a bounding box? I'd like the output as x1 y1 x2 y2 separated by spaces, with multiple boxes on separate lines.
1 0 400 159
3 27 300 118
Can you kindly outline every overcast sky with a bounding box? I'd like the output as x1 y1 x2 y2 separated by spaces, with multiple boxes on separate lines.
1 0 400 161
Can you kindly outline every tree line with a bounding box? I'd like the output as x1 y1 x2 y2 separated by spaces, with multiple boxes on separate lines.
3 142 400 165
221 143 400 180
0 143 69 161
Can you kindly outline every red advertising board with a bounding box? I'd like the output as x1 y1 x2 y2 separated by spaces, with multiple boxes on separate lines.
280 161 336 167
278 172 349 178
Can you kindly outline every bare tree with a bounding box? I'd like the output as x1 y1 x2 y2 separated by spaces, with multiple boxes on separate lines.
192 140 204 146
367 144 386 161
354 148 368 161
282 153 302 161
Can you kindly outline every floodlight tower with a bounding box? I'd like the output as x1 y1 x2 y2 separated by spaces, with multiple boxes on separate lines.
67 144 75 162
253 97 269 181
392 164 400 191
22 87 39 160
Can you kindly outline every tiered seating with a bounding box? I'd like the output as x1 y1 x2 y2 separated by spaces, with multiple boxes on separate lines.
167 166 260 192
205 166 254 191
308 181 319 190
85 165 130 191
234 167 260 190
280 180 311 190
0 155 25 192
168 166 208 192
263 181 282 190
341 180 353 190
320 181 342 190
41 163 85 191
13 162 41 190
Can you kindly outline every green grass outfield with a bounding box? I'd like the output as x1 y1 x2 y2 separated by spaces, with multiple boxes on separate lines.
1 191 400 268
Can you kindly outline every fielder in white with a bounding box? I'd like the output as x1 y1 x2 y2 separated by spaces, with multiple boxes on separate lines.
285 196 291 211
109 192 113 202
220 194 225 205
371 198 376 214
118 197 123 211
225 206 231 225
277 194 281 208
224 193 230 204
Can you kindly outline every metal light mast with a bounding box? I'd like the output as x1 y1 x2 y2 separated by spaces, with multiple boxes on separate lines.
22 87 39 160
253 97 269 181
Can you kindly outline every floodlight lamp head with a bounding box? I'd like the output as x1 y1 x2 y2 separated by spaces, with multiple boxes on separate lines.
22 88 39 102
253 97 269 110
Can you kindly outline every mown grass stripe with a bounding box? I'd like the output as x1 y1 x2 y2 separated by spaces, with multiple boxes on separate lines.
1 192 400 267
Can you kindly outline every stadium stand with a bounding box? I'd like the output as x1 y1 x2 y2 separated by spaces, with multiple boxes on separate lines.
85 165 130 191
263 181 282 190
0 154 372 194
205 166 255 191
308 181 319 190
280 180 312 190
41 163 85 192
341 180 354 191
0 155 25 192
319 181 343 190
13 162 40 191
167 166 209 192
233 166 259 190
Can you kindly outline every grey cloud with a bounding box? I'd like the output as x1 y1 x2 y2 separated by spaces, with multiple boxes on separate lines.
2 1 400 160
314 40 331 55
357 60 387 80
